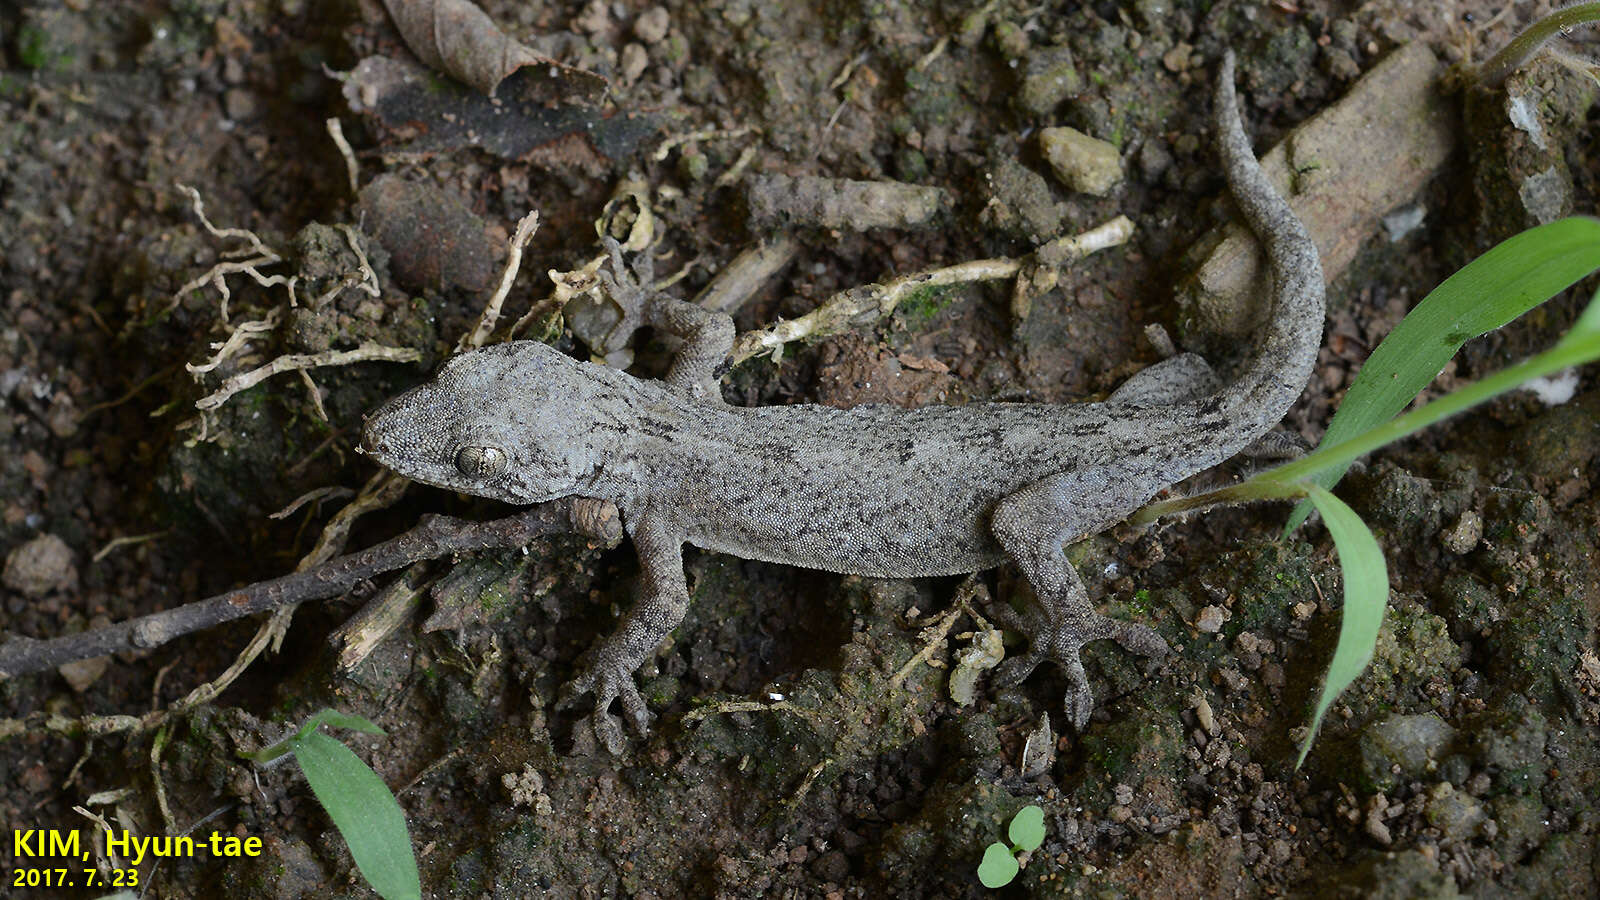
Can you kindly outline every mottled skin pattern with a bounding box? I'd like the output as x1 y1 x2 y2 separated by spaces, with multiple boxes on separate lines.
361 54 1325 752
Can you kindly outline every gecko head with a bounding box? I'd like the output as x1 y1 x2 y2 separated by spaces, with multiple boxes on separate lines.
360 341 607 504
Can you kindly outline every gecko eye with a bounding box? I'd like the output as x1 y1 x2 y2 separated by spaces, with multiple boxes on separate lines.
454 446 508 478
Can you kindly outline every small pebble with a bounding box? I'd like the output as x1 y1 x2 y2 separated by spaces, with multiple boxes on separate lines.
620 43 649 84
634 6 670 44
223 88 260 121
3 533 77 597
1040 126 1123 196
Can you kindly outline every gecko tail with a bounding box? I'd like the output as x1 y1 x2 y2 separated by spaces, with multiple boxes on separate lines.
1204 50 1326 450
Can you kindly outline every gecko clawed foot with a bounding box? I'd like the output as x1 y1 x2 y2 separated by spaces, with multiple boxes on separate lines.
990 604 1170 730
556 638 654 755
595 236 655 352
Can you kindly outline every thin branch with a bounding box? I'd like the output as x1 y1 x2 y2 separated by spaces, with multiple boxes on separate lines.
461 211 541 351
326 117 360 195
0 499 622 680
727 215 1135 365
194 343 422 410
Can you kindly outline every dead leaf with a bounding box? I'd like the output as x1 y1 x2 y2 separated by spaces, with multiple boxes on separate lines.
358 174 497 294
344 55 659 162
380 0 607 102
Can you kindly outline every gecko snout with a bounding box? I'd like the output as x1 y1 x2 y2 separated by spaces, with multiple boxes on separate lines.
357 416 387 458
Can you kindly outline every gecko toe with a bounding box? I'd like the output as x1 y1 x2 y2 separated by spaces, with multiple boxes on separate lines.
993 610 1166 730
558 645 654 754
554 669 594 712
587 710 628 756
993 650 1043 688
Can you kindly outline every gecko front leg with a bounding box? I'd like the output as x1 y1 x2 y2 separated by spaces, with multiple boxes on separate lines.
596 237 734 405
558 513 691 754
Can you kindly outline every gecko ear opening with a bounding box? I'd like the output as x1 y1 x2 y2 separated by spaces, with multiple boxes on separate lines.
455 445 508 478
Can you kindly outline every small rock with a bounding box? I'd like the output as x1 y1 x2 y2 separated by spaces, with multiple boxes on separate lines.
1020 713 1055 778
3 533 77 597
1214 667 1248 692
59 656 108 692
222 55 246 85
1018 45 1078 115
980 153 1066 242
1424 782 1485 840
573 0 609 34
1040 126 1123 196
1267 838 1292 864
46 393 78 439
1364 795 1392 845
1137 138 1173 184
634 6 670 44
358 175 497 294
1162 42 1195 73
223 88 260 121
620 42 649 84
1191 690 1216 735
1195 605 1226 633
1441 509 1482 554
19 763 51 794
1360 713 1455 790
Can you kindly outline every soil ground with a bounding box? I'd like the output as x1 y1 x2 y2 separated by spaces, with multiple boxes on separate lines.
2 1 1598 897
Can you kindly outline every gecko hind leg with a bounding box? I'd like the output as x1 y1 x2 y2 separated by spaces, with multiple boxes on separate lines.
989 473 1171 729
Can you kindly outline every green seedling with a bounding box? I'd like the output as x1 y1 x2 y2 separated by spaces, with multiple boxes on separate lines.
977 804 1045 888
246 709 421 900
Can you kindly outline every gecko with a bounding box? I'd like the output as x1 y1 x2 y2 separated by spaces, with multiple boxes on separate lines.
359 52 1325 753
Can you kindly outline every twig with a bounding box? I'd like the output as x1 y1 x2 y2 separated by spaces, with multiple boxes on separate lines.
332 562 431 671
0 498 622 680
681 699 817 723
730 257 1023 364
175 183 279 259
186 310 281 375
461 211 541 351
691 234 799 315
194 343 422 411
326 117 360 195
712 144 759 189
151 724 176 835
649 125 758 161
78 363 182 419
727 215 1135 362
170 184 296 323
91 530 170 565
298 369 328 422
268 485 356 521
889 576 981 688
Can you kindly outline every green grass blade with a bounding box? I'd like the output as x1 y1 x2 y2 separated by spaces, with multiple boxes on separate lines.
294 731 421 900
309 708 387 736
1295 485 1389 769
1259 315 1600 488
1285 216 1600 533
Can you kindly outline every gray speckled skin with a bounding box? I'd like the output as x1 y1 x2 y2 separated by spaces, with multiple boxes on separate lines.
361 53 1324 752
